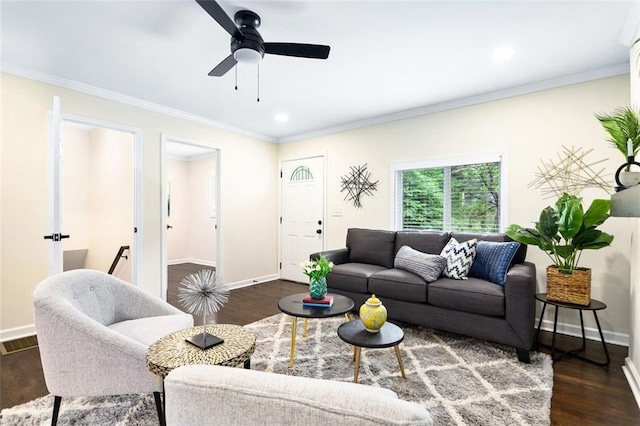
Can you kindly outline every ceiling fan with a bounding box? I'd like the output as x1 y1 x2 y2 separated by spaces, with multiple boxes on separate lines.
196 0 331 77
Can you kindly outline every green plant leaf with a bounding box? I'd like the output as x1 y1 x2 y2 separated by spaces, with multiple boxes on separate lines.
505 224 542 246
595 107 640 158
557 197 583 240
537 206 558 239
554 245 575 259
583 199 610 227
575 230 614 250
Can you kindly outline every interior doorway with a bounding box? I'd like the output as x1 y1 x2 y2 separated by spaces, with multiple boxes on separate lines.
60 122 136 282
161 135 220 303
47 96 141 284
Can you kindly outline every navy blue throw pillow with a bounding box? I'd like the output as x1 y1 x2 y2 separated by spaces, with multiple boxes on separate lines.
468 241 521 286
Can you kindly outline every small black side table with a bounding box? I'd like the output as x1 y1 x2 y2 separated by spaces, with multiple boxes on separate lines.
535 293 610 366
337 320 406 383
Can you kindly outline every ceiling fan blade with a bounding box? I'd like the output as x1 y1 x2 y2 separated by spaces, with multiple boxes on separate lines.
264 43 330 59
196 0 243 39
208 54 237 77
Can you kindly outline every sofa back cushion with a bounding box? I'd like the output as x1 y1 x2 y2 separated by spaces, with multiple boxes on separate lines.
451 232 527 264
165 365 433 426
395 231 451 255
346 228 396 268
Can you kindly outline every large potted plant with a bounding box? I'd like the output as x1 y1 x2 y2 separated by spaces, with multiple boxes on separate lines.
595 106 640 187
506 193 614 305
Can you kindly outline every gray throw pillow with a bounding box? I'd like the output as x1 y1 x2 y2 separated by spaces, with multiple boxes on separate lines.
394 245 446 282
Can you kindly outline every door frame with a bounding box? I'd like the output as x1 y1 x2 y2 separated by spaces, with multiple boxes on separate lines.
278 154 327 280
160 133 222 301
48 108 143 285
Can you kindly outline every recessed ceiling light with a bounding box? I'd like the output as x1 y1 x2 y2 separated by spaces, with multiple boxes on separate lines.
490 46 516 63
275 113 289 123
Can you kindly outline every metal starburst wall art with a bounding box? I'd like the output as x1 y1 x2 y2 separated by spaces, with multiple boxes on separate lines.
178 269 229 349
340 163 379 208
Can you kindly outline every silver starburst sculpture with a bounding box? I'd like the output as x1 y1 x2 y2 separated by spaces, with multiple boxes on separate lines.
178 269 229 349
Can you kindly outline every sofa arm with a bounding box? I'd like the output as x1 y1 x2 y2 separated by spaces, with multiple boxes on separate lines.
310 248 350 265
504 261 537 349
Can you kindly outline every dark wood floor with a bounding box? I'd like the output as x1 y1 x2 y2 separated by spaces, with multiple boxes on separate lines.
2 265 639 425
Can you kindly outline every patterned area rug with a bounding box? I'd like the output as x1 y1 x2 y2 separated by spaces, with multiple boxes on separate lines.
0 313 552 425
246 314 553 426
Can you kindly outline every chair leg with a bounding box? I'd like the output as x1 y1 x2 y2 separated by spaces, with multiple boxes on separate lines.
51 395 62 426
516 347 531 363
153 391 164 426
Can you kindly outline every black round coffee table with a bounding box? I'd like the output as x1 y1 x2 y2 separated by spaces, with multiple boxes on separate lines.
337 320 406 383
278 293 354 368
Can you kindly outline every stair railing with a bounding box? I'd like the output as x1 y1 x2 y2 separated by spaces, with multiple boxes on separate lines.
108 246 130 275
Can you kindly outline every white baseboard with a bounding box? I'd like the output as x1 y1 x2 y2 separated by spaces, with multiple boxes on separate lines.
0 324 36 342
168 258 217 267
623 358 640 410
536 317 629 347
226 274 279 290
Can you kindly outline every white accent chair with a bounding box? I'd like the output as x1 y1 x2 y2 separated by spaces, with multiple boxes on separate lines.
33 269 193 426
164 365 433 425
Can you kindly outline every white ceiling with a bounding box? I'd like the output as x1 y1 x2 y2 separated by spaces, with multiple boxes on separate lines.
1 1 634 142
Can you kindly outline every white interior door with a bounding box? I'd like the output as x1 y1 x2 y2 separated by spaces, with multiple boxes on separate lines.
281 156 325 282
46 96 64 274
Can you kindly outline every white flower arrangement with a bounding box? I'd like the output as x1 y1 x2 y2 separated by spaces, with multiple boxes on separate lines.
300 256 334 280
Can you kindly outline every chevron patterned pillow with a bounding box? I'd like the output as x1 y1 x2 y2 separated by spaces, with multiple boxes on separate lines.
440 237 478 280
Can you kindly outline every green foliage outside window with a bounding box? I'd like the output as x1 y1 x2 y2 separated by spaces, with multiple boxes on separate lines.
401 162 500 232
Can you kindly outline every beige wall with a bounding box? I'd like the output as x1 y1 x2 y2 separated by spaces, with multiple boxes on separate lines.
0 73 279 334
166 155 217 265
62 128 92 251
278 75 632 340
62 127 133 281
84 128 133 280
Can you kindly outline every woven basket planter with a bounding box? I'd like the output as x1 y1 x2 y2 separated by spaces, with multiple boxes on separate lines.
546 265 591 306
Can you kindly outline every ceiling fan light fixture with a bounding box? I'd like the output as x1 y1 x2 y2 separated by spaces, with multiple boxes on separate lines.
490 46 517 63
234 48 263 64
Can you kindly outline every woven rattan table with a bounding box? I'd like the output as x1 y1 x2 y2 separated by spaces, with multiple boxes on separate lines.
146 324 256 377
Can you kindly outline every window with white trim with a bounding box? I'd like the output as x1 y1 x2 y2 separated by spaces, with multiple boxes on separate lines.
392 154 506 232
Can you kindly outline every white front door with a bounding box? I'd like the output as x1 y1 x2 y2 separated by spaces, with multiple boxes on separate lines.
280 156 325 282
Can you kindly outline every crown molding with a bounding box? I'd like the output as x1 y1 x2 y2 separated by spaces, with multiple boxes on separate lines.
0 63 276 143
279 64 630 144
2 62 629 145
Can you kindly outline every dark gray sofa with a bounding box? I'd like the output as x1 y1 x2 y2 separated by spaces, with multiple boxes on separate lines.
311 228 536 362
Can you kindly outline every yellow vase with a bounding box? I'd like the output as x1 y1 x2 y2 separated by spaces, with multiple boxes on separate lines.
359 294 387 333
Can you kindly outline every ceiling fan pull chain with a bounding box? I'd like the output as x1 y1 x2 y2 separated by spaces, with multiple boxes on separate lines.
257 64 260 102
235 66 238 91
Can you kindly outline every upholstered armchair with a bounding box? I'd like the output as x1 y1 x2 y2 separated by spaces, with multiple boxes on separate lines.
33 269 193 426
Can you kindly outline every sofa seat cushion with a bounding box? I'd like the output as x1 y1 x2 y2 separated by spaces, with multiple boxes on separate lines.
109 314 193 347
428 277 505 317
328 263 387 293
369 269 428 303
